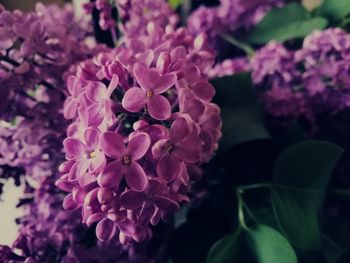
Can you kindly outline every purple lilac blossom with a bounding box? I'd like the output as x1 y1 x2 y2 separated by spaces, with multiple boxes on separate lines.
251 28 350 122
0 178 134 263
187 0 284 49
208 57 251 78
57 25 221 244
0 3 97 121
0 3 106 190
84 0 116 31
295 28 350 113
116 0 179 39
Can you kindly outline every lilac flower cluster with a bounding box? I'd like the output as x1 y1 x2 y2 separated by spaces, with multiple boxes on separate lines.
0 117 64 184
0 3 104 189
57 26 221 244
208 57 251 78
84 0 116 31
187 0 284 49
0 177 129 263
0 3 98 121
252 28 350 121
116 0 179 39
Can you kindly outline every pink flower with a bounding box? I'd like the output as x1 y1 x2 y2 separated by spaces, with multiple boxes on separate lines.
122 63 176 120
63 128 105 181
98 131 151 191
120 179 179 212
80 75 119 127
152 117 201 182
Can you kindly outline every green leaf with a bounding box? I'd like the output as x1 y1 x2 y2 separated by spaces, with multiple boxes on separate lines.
211 73 270 155
271 141 344 250
247 225 297 263
206 229 242 263
247 3 328 44
206 225 297 263
317 0 350 22
168 0 182 9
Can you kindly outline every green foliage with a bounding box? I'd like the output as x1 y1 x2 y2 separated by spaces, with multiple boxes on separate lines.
206 229 242 263
316 0 350 23
271 141 344 250
246 225 297 263
247 3 328 44
168 0 182 9
211 73 270 155
206 225 297 263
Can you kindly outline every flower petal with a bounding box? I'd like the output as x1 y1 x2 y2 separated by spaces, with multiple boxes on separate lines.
97 160 123 188
148 94 171 120
68 160 89 181
122 87 146 113
120 190 145 209
63 97 78 119
86 81 107 103
97 187 115 205
153 72 177 94
96 218 117 242
117 218 135 237
55 175 74 192
154 195 179 212
84 127 100 149
127 132 151 160
156 154 180 182
151 139 169 160
133 63 160 91
86 212 105 227
63 194 79 210
90 151 106 173
78 172 97 187
106 74 119 97
125 162 149 191
191 81 215 101
100 131 125 159
169 117 190 143
174 141 201 163
63 138 85 159
86 103 105 127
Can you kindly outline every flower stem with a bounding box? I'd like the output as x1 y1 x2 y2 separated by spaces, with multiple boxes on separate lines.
219 33 255 57
236 188 249 230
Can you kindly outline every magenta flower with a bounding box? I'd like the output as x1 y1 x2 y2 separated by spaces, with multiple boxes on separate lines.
63 128 106 181
83 74 119 126
152 117 201 182
57 23 221 244
122 63 177 120
98 131 151 191
63 76 85 119
120 179 180 212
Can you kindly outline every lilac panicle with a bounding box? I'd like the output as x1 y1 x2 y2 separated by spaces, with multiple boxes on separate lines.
187 0 284 49
116 0 179 39
0 3 105 190
208 57 251 78
251 28 350 122
57 24 221 244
